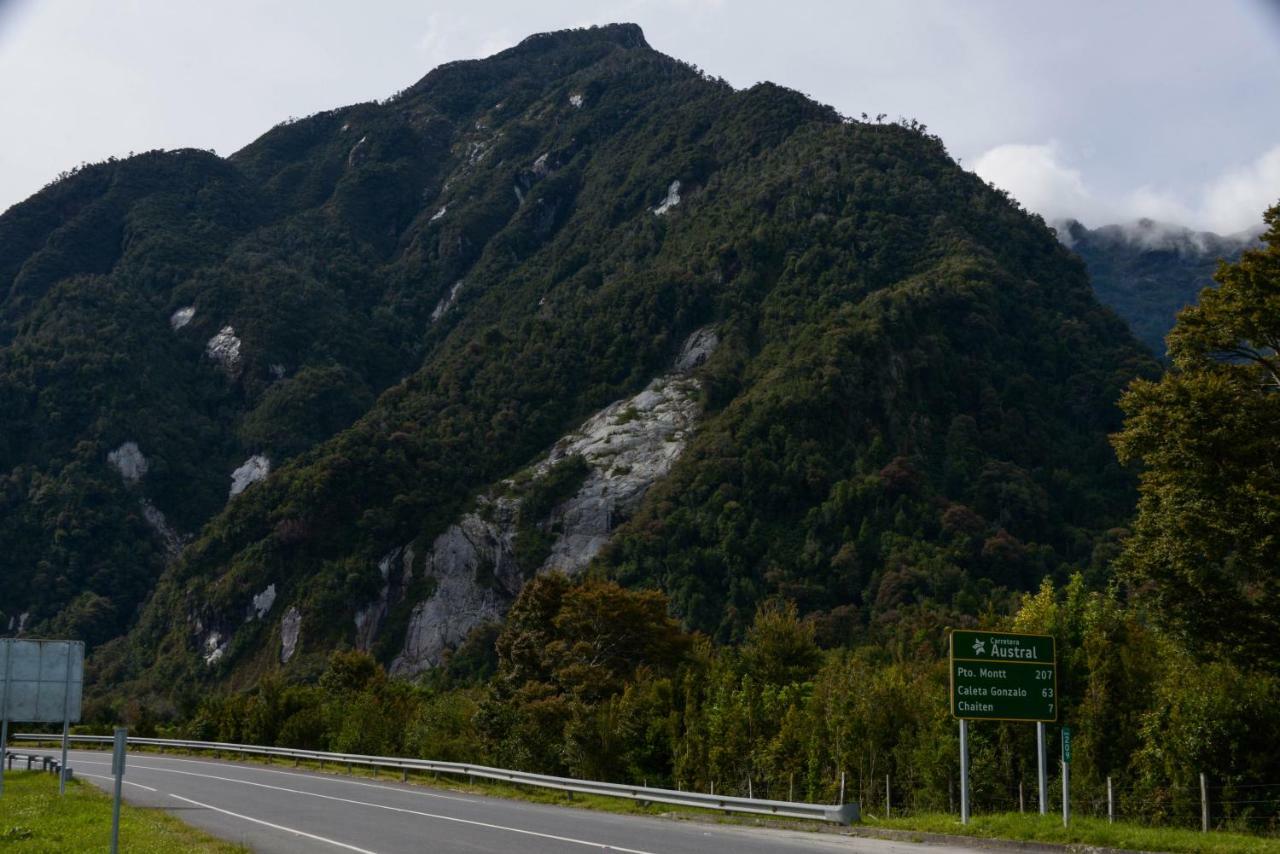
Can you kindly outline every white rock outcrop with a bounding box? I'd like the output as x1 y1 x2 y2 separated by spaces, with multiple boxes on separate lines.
249 584 277 621
229 455 271 498
203 631 227 666
170 306 195 330
652 180 681 215
280 606 302 663
206 326 243 375
569 93 583 108
141 499 185 560
430 205 447 222
390 326 717 675
355 548 412 652
431 281 464 322
107 442 148 483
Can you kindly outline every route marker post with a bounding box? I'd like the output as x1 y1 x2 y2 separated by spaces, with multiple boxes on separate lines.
959 718 970 824
1061 726 1072 826
949 629 1058 825
111 727 127 854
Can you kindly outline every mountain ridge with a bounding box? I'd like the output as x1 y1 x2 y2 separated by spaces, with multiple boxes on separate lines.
0 25 1156 707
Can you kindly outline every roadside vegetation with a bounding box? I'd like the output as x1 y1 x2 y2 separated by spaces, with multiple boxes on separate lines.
0 771 245 853
863 812 1280 854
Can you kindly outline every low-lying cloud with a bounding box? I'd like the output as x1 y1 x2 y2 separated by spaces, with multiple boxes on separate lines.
973 141 1280 236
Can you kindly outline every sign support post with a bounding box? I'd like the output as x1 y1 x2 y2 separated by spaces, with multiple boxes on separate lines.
111 727 127 854
959 719 970 824
1037 722 1047 815
59 645 72 795
0 641 11 797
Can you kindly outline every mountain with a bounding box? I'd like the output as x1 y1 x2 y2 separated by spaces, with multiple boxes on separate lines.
1057 218 1258 356
0 24 1156 704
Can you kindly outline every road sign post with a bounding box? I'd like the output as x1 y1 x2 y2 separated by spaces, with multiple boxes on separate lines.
1037 722 1047 815
950 629 1058 823
0 641 11 797
111 727 127 854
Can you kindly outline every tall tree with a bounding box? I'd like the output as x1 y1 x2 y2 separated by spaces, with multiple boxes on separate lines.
1113 203 1280 668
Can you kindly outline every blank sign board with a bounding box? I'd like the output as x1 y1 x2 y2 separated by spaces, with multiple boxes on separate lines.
0 639 84 723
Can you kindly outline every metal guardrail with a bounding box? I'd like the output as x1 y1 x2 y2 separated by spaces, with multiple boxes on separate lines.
4 749 72 778
11 733 858 823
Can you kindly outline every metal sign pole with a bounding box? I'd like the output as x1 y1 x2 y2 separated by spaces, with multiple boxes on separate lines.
111 727 127 854
1036 722 1047 815
959 719 971 825
59 646 72 795
0 641 11 798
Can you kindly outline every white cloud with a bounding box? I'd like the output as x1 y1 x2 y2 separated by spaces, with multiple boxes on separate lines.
973 141 1280 234
1200 144 1280 234
971 142 1095 222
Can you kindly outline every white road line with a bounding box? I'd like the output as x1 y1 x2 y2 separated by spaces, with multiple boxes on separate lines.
77 771 158 793
69 751 477 803
168 793 380 854
115 762 660 854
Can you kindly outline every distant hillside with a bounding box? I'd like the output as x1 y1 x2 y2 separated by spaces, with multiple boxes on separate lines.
0 25 1156 703
1057 218 1258 355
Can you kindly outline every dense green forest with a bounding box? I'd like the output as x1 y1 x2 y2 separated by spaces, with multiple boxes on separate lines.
4 23 1278 827
1061 218 1255 356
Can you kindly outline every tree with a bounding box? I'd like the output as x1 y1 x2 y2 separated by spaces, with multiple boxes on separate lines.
1112 202 1280 668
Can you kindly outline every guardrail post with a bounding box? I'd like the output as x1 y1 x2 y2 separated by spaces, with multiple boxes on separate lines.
401 768 408 783
1107 776 1113 823
886 774 891 817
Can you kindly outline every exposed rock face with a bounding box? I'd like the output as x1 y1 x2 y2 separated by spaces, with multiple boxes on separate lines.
652 180 681 215
249 584 277 621
206 326 243 375
141 499 186 560
390 499 522 674
280 606 302 664
169 306 195 330
203 631 226 665
569 92 583 108
354 548 414 652
107 442 148 483
431 281 463 322
389 326 716 675
230 455 270 497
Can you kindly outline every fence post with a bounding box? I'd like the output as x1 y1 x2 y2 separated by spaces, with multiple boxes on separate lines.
1019 781 1024 813
886 774 890 818
839 771 846 805
1200 772 1208 833
1107 776 1113 823
789 773 794 802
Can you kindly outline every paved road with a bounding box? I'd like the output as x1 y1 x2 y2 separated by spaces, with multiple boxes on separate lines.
61 749 980 854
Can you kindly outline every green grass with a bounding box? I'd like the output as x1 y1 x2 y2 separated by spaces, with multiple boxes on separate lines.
0 771 246 853
861 811 1280 854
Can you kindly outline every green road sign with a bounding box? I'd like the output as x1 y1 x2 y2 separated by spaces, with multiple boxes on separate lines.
1062 726 1072 763
949 629 1058 722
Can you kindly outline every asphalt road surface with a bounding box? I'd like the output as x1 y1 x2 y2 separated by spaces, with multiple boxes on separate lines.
61 748 986 854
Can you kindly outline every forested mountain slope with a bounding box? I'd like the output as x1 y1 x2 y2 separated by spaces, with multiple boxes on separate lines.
1059 218 1256 356
0 25 1155 704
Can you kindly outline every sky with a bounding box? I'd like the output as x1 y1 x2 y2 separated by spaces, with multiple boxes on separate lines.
2 0 1279 233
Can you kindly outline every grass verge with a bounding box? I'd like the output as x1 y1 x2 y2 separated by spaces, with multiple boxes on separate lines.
861 811 1280 853
0 771 246 853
